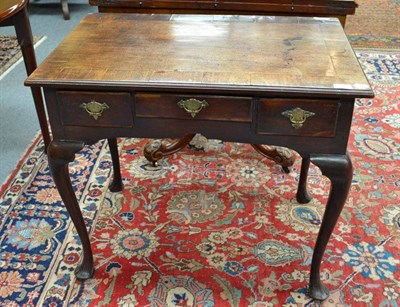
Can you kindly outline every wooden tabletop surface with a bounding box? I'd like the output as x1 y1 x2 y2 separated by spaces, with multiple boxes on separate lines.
26 13 373 97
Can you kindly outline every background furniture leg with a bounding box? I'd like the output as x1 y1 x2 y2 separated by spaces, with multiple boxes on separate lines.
13 5 51 152
308 153 353 300
48 140 94 280
108 138 123 192
61 0 70 20
296 156 312 203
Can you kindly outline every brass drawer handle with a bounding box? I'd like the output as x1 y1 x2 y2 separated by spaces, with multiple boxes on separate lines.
282 107 315 129
177 98 209 118
80 101 110 120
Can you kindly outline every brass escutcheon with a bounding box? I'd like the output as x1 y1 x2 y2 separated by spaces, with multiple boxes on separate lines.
177 98 209 118
281 107 315 129
80 101 110 120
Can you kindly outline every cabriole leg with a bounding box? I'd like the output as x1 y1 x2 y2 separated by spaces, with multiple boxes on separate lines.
308 153 353 300
296 156 312 203
108 138 123 192
48 140 94 280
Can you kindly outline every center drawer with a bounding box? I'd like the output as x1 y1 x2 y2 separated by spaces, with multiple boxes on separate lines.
135 93 252 122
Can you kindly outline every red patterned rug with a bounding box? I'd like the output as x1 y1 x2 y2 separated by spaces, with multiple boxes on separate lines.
0 49 399 306
345 0 400 49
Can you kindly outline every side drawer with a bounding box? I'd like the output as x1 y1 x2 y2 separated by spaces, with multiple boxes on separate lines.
257 98 339 137
57 91 134 128
136 93 252 122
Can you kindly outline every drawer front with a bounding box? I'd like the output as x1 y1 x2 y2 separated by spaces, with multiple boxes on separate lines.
57 91 134 128
257 98 339 137
136 93 252 122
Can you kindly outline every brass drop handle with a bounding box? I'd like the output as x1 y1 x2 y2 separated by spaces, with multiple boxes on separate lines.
177 98 209 118
80 101 110 120
281 107 315 129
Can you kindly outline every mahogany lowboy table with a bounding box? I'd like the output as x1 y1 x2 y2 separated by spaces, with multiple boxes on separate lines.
26 13 373 300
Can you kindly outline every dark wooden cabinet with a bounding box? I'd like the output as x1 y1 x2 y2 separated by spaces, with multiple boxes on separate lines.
90 0 357 26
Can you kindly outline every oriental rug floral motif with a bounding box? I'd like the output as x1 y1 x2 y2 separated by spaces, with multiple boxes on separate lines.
0 36 44 76
0 50 399 306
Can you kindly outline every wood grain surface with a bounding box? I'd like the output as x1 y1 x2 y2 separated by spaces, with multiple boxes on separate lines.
26 14 373 97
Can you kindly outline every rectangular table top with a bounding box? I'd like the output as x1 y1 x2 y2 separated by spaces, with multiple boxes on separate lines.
26 13 373 98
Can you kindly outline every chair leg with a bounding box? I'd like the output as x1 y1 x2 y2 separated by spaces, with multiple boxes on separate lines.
61 0 70 20
13 6 51 152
